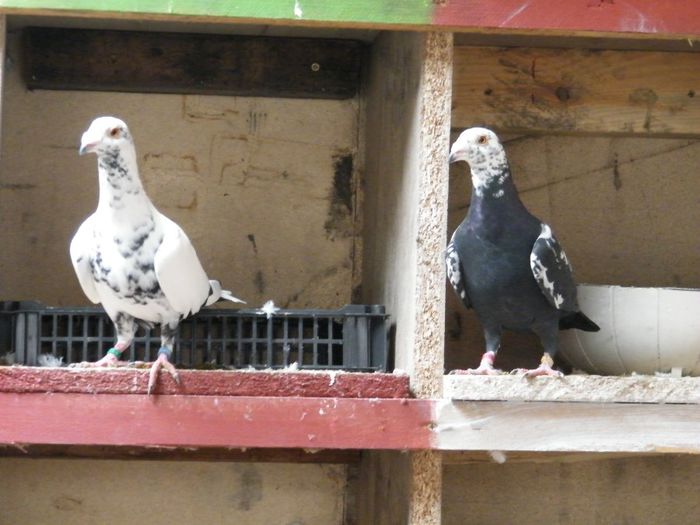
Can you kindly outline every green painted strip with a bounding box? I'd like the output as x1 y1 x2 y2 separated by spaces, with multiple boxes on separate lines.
0 0 433 26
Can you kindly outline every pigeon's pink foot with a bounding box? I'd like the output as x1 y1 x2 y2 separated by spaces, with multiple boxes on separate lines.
450 364 502 376
449 351 502 375
147 349 180 395
512 353 564 378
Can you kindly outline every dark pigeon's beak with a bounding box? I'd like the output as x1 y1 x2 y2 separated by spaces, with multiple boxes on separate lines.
79 142 98 156
448 151 458 164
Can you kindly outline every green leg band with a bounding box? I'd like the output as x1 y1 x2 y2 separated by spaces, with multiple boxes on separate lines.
107 348 122 358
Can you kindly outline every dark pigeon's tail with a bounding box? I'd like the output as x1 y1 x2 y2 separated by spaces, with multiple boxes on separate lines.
559 311 600 332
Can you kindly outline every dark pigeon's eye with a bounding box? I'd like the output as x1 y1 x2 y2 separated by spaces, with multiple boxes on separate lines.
477 135 488 145
109 127 121 138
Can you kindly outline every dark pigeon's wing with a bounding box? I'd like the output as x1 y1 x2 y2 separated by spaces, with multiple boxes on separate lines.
446 240 471 308
530 224 579 312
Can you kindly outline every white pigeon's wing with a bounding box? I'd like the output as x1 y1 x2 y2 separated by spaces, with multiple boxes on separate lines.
69 216 101 304
530 224 579 311
153 215 210 317
446 239 471 308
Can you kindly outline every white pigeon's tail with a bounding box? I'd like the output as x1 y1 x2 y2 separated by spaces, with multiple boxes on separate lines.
206 279 246 306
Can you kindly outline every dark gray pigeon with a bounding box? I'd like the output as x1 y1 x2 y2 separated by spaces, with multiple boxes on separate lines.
70 116 244 393
446 127 599 376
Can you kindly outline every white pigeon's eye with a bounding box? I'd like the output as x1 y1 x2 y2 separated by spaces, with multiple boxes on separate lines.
477 135 488 145
109 127 121 138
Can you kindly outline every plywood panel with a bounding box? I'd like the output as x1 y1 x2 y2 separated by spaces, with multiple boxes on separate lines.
0 458 346 525
452 46 700 136
445 133 700 372
444 456 700 525
359 30 451 525
362 31 451 394
0 31 360 309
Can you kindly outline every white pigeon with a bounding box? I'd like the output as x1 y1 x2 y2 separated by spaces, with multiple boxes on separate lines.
70 116 244 393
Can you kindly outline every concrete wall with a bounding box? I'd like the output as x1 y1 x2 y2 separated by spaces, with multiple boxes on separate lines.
0 458 347 525
443 455 700 525
446 134 700 372
0 30 360 310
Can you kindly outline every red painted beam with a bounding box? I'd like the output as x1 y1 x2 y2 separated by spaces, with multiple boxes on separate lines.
0 367 411 398
436 0 700 37
0 393 434 450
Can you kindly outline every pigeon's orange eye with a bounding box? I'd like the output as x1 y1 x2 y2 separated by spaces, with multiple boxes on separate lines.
477 135 488 145
109 127 120 138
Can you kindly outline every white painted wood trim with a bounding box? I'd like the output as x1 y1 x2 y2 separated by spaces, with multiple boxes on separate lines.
436 400 700 453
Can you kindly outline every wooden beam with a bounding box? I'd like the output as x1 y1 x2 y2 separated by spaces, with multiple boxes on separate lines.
23 27 363 99
359 31 452 525
444 375 700 404
0 443 361 463
442 450 674 464
437 401 700 453
452 46 700 136
0 393 434 450
435 1 700 37
0 367 411 398
3 1 700 37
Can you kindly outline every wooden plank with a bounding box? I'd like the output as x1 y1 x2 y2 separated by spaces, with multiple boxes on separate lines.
444 375 700 404
0 443 361 463
358 31 451 525
442 450 668 464
0 393 434 450
0 0 432 27
435 1 700 37
0 367 412 398
452 46 700 136
23 27 363 99
437 401 700 453
3 1 700 37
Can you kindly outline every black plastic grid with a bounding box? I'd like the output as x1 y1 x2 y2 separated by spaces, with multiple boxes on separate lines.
0 302 388 371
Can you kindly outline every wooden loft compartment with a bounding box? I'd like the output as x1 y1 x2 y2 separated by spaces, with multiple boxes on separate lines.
0 14 452 524
2 4 700 525
0 0 450 460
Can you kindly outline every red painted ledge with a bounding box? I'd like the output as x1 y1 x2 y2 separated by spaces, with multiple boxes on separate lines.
0 367 410 398
0 393 434 451
0 368 430 453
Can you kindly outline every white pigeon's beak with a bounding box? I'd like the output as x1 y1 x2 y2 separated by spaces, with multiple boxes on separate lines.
79 132 100 156
79 141 98 156
449 149 466 164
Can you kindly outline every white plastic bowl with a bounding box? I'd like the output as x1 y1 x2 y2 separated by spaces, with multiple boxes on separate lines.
559 284 700 376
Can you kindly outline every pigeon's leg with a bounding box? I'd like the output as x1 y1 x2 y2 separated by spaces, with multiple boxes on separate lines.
91 340 132 367
450 326 502 375
513 325 564 378
147 322 180 394
75 313 136 367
